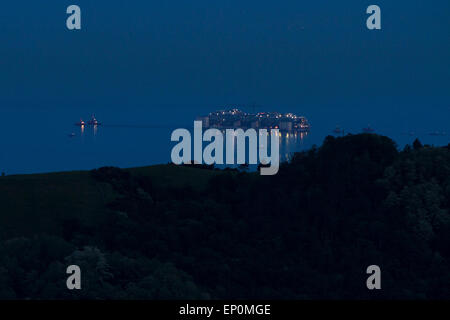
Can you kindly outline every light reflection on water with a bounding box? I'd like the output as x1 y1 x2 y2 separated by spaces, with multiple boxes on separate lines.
0 108 448 175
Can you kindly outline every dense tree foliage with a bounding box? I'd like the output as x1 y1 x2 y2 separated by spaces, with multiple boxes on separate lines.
1 133 450 299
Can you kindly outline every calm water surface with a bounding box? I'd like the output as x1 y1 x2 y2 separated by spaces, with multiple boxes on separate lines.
1 104 448 175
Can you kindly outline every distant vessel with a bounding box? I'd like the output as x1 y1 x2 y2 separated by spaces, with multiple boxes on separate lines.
87 115 101 126
362 125 375 133
75 119 85 126
75 115 101 126
68 133 76 138
197 108 310 132
333 126 344 134
429 131 446 136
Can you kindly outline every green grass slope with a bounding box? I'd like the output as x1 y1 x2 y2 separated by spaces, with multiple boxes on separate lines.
0 164 218 239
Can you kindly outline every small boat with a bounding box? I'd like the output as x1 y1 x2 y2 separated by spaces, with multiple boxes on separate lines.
362 125 375 133
75 115 102 126
333 126 343 134
429 131 446 136
68 133 76 138
75 119 85 126
87 115 101 126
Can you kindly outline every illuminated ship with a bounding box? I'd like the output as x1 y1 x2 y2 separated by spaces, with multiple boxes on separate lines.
75 119 85 126
75 115 101 126
197 108 311 132
87 115 101 126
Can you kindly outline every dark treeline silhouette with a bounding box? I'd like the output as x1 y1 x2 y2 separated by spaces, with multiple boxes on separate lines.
1 133 450 299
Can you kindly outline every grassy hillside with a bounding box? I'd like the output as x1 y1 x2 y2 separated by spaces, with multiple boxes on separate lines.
0 165 219 239
0 134 449 299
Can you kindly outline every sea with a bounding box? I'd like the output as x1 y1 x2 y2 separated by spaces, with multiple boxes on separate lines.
1 103 448 175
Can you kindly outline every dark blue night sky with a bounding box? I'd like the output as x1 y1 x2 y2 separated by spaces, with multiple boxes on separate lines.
1 0 448 107
0 1 449 173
